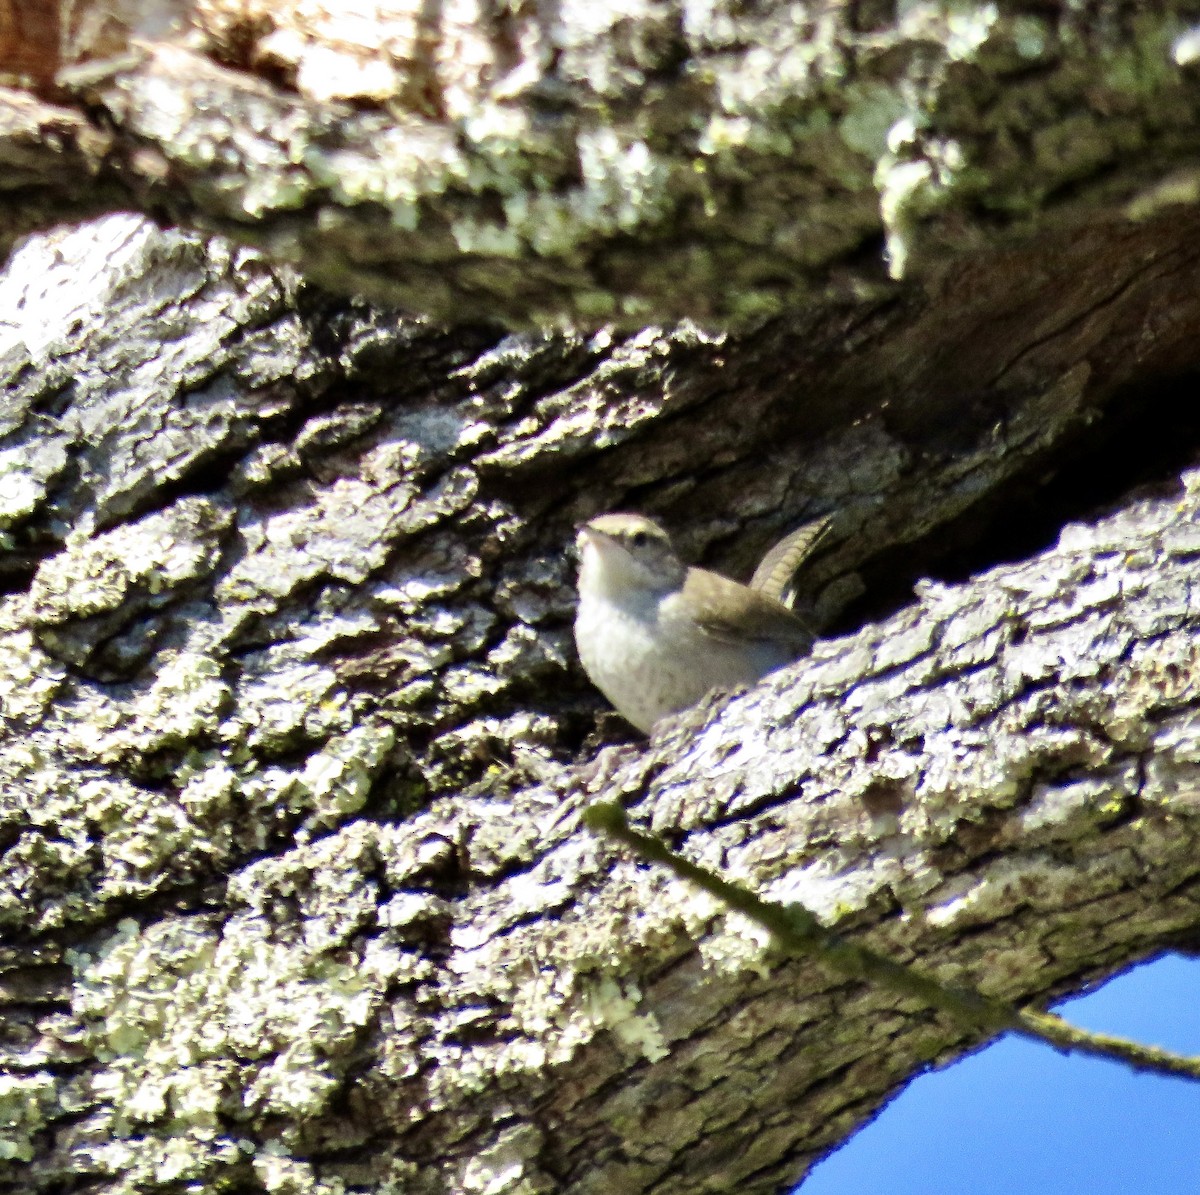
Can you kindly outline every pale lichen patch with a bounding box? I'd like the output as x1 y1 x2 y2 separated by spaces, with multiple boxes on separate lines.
0 441 68 528
0 630 65 723
584 975 669 1063
295 722 396 830
108 649 231 755
0 1072 58 1162
72 891 402 1165
924 854 1097 930
458 1123 551 1195
222 659 348 750
28 498 229 625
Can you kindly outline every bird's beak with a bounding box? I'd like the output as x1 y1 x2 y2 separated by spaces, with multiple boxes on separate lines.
576 523 619 556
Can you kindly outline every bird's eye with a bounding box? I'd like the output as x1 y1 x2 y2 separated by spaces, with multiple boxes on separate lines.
630 531 648 548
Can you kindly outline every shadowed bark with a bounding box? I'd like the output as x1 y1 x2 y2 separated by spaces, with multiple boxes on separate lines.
3 3 1200 1193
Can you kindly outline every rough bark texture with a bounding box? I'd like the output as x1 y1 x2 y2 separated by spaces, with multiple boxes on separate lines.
4 2 1200 1193
2 210 1200 1194
5 1 1200 324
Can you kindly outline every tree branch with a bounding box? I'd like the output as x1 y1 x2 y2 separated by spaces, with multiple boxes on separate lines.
4 3 1200 324
4 206 1200 1190
587 801 1200 1082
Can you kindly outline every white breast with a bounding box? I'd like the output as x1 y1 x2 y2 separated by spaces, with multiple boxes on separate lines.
574 585 789 733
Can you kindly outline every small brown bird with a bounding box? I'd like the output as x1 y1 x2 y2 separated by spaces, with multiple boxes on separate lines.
573 513 817 733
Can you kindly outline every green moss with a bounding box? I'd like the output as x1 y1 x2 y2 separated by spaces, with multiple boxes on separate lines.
1098 14 1180 96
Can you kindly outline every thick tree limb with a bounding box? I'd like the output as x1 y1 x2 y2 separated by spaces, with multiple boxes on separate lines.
4 2 1200 323
588 802 1200 1082
3 213 1200 1193
4 3 1200 1189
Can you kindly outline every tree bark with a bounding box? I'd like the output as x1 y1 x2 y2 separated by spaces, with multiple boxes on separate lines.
1 209 1199 1194
4 3 1200 1193
4 1 1200 324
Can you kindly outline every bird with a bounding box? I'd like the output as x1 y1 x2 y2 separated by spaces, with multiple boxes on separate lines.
573 512 820 733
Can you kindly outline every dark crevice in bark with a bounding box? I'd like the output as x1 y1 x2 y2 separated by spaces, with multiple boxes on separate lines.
833 368 1200 634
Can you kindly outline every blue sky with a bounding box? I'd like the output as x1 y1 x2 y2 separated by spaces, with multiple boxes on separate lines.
801 954 1200 1194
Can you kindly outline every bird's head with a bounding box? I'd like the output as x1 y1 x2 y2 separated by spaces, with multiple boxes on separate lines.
576 513 687 598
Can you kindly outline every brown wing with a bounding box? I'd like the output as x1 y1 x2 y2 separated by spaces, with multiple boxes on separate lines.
750 515 833 606
683 567 815 648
